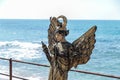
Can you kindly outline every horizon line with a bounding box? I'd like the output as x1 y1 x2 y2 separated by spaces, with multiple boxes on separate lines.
0 18 120 20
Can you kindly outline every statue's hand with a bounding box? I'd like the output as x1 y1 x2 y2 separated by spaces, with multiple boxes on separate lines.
41 41 51 63
41 41 48 53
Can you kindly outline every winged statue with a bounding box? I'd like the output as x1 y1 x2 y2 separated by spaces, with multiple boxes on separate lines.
42 15 97 80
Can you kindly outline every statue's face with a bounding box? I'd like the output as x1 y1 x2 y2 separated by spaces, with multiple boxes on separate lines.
55 33 65 42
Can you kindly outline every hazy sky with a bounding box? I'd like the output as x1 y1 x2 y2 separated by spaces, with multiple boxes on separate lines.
0 0 120 19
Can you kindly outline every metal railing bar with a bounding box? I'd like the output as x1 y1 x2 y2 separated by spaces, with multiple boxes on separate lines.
9 58 12 80
70 70 120 79
0 57 9 60
12 59 50 67
0 57 49 67
0 73 29 80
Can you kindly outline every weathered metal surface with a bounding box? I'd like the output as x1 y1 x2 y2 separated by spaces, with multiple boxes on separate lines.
9 58 12 80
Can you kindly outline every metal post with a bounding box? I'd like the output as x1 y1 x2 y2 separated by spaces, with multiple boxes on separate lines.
9 58 12 80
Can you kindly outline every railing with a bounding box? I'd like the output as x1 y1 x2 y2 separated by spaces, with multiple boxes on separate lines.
0 57 120 80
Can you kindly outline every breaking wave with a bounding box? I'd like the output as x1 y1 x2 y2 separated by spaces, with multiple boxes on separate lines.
0 41 42 60
0 41 49 80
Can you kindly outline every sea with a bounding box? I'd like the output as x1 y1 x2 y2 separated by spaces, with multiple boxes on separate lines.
0 19 120 80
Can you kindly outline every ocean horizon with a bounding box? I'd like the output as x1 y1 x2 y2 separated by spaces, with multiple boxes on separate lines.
0 19 120 80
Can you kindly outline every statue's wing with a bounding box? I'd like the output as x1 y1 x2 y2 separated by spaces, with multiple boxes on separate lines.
48 17 56 46
72 26 97 66
48 17 57 54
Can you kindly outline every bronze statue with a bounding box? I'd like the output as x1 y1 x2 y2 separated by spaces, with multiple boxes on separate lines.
42 15 97 80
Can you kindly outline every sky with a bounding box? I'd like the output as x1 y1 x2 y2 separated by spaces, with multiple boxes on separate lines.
0 0 120 20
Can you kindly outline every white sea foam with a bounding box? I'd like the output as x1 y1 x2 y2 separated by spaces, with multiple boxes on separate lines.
0 41 49 80
0 76 9 80
0 41 42 60
27 76 47 80
0 76 43 80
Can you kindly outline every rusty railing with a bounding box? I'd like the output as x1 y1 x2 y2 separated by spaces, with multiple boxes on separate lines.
0 57 120 80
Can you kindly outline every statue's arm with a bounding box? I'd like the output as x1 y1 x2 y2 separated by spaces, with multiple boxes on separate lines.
41 41 51 63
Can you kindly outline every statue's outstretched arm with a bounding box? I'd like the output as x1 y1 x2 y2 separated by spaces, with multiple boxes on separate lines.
41 41 51 63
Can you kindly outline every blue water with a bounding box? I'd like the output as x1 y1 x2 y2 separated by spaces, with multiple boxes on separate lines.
0 19 120 80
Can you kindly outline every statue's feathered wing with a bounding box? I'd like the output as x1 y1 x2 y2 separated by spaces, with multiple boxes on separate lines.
72 26 97 66
48 17 58 54
48 18 56 46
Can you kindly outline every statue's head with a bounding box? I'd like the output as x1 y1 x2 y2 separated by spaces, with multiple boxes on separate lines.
50 15 69 42
56 15 69 36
